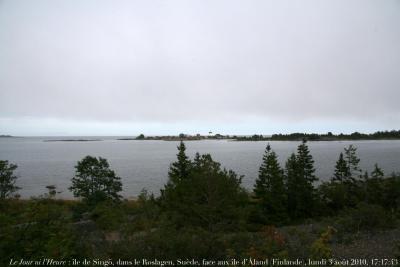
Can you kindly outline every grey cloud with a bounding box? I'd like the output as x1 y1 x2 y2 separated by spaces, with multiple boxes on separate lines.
0 0 399 129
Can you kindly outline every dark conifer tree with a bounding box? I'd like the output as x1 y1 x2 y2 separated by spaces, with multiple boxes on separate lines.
161 141 192 207
297 139 318 184
286 140 318 220
162 152 247 231
193 152 201 170
344 144 361 181
322 149 359 211
167 141 192 187
285 153 300 220
253 144 287 225
332 152 349 183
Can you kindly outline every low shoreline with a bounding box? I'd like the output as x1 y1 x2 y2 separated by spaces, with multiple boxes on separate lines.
43 139 103 142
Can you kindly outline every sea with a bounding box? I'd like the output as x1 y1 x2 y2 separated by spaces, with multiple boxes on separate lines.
1 136 399 199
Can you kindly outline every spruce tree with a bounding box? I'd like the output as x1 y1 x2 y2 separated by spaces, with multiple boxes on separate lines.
297 139 318 184
329 145 363 207
323 150 360 210
286 140 318 220
332 152 349 183
254 144 287 225
161 141 192 210
285 153 300 220
167 141 192 187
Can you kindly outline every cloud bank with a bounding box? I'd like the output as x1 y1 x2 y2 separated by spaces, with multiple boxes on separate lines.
0 0 399 135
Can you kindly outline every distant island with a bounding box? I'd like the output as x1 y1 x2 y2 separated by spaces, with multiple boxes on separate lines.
0 135 13 138
118 130 400 142
43 139 103 142
117 133 231 141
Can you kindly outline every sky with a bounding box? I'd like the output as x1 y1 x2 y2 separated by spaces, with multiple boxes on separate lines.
0 0 399 136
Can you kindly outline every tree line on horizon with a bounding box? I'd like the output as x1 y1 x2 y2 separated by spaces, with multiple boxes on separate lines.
235 129 400 141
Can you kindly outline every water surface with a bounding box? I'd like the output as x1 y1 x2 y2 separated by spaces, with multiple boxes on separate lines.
1 137 399 199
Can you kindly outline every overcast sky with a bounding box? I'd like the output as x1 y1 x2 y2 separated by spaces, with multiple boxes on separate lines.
0 0 399 136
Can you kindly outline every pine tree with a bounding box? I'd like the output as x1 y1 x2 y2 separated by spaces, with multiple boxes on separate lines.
344 144 361 181
332 152 349 183
254 144 287 225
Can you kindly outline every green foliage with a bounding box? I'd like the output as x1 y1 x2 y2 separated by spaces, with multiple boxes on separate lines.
380 174 400 211
297 139 318 184
365 164 384 205
335 202 396 233
91 201 125 231
122 189 160 233
319 182 346 213
269 130 400 141
310 227 335 260
253 144 288 225
332 152 350 183
136 133 145 139
69 156 122 205
161 150 248 232
0 199 85 265
344 145 362 181
164 141 192 189
285 140 317 220
319 181 360 213
0 160 20 199
285 153 299 220
320 145 365 213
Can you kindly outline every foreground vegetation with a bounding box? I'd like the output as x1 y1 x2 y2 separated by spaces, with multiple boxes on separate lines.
1 141 400 266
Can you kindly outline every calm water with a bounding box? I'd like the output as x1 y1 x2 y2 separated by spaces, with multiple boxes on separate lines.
1 137 399 199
